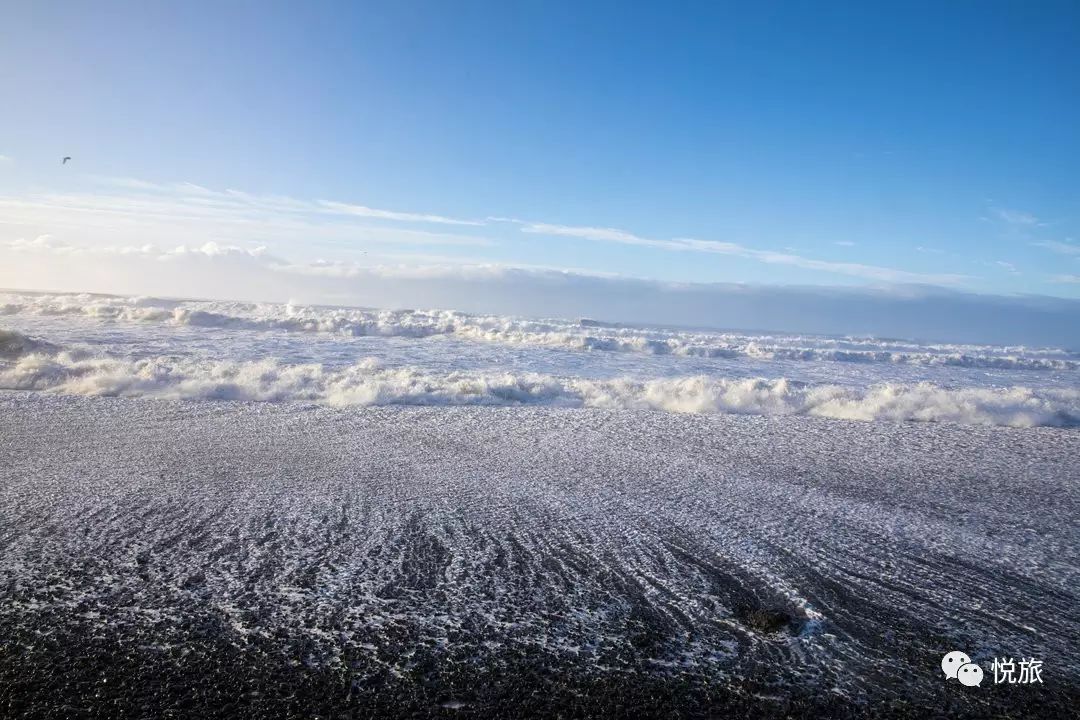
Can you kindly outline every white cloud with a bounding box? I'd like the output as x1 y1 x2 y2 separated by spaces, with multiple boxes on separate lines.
4 235 278 262
0 154 13 165
992 207 1041 226
519 222 968 285
318 200 483 226
89 176 215 195
87 175 483 226
994 260 1020 274
833 240 856 247
1051 274 1080 284
1034 239 1080 256
521 223 667 248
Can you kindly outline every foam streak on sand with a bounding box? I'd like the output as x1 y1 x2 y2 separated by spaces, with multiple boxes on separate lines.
1 335 1078 427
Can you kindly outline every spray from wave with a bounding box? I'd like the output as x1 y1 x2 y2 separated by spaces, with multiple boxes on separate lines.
2 292 1077 371
1 332 1076 428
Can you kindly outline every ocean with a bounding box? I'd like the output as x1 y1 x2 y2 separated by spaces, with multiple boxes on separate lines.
2 290 1078 426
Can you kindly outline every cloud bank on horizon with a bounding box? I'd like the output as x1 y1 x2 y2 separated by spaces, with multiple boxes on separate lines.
2 228 1078 348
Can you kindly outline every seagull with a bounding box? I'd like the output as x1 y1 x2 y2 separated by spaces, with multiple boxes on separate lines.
62 156 71 165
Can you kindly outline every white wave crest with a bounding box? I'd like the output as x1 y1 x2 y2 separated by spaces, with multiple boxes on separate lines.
2 348 1077 427
3 292 1077 372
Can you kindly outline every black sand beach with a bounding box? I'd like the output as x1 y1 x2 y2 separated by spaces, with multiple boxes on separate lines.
1 392 1077 718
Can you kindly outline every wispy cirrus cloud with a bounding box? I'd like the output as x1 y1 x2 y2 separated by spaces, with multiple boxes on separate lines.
318 200 483 226
89 175 483 226
991 207 1042 227
1033 239 1080 256
1051 274 1080 284
517 222 968 285
0 179 495 259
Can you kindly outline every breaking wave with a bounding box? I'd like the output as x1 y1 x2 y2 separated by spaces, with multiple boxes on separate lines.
2 344 1077 428
2 292 1077 371
0 329 58 360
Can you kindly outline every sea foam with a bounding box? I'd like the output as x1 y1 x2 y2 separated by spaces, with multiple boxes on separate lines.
2 292 1076 371
2 343 1077 427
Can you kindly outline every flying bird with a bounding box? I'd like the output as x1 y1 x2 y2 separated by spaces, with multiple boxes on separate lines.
62 156 71 165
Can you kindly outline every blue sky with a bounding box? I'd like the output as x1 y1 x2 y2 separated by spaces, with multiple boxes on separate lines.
1 0 1079 298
